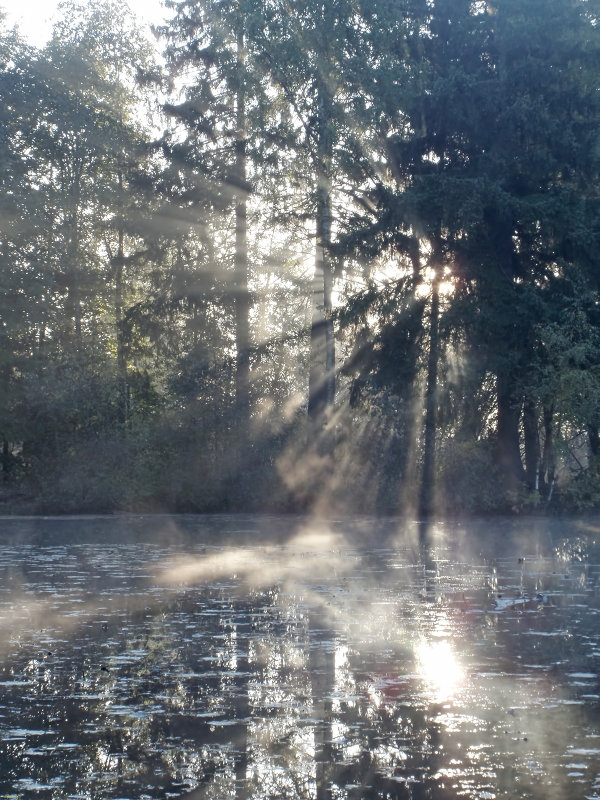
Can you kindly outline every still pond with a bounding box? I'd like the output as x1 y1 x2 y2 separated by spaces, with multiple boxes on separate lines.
1 515 600 799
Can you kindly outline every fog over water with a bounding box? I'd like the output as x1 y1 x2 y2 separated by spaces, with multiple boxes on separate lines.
1 515 600 799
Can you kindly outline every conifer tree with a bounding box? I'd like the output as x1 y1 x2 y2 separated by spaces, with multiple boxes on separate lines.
159 0 262 433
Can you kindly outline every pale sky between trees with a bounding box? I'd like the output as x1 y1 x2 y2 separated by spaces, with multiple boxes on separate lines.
1 0 167 45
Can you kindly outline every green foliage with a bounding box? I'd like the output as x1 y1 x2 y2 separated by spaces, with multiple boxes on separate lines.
438 440 509 515
556 460 600 513
2 0 600 516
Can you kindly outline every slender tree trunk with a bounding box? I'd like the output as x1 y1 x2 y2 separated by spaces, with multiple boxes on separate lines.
65 222 82 346
308 80 334 422
523 399 540 491
541 404 555 498
418 253 441 519
588 424 600 458
64 176 82 348
114 243 129 424
67 166 84 347
496 373 525 490
1 439 9 483
234 22 250 433
388 240 425 515
72 257 82 343
115 171 129 425
489 216 526 494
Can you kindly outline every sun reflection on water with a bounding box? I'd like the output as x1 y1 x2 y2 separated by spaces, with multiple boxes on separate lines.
415 639 465 702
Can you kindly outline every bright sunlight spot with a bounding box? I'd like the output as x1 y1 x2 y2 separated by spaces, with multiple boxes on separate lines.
415 266 455 299
415 639 465 702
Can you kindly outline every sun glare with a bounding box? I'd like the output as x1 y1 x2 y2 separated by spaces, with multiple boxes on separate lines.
415 266 456 299
415 639 465 702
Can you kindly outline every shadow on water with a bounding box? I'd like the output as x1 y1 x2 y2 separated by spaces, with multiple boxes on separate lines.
1 514 600 799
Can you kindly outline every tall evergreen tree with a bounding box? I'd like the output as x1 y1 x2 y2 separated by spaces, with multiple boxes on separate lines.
247 0 366 426
339 0 600 509
159 0 262 426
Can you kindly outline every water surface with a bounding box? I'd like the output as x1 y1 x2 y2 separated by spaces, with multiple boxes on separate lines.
1 514 600 799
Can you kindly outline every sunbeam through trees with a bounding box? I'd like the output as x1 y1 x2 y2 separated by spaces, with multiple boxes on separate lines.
1 0 600 515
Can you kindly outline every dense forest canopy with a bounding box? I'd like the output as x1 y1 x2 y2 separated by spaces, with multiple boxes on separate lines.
1 0 599 515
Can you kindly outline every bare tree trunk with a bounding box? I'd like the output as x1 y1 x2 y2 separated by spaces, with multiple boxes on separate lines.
418 248 441 519
308 80 334 423
391 241 425 515
496 373 525 491
589 424 600 458
65 217 82 347
541 404 556 499
115 171 129 425
234 22 250 434
523 399 540 491
65 172 83 347
1 439 9 483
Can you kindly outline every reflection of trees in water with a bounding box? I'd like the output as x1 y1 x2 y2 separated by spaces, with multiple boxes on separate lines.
0 574 426 798
0 578 475 799
309 608 334 800
2 529 600 798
